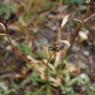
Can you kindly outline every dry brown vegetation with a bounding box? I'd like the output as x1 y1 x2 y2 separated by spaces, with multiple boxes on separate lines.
0 0 95 95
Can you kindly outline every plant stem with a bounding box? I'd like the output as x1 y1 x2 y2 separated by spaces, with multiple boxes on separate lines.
64 23 82 59
64 13 95 59
46 57 51 95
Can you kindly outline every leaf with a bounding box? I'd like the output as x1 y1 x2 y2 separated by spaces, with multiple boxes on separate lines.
35 51 49 59
18 43 34 57
0 4 14 21
63 0 88 4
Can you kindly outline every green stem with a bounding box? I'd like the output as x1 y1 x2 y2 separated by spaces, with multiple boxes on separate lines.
46 57 51 95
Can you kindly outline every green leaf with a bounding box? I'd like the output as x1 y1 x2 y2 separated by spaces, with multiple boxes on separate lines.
18 43 34 57
35 51 49 59
0 4 14 21
56 0 88 4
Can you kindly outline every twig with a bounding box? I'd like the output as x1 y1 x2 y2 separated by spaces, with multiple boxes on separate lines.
0 19 33 64
64 23 82 59
64 13 95 59
54 1 63 67
83 13 95 22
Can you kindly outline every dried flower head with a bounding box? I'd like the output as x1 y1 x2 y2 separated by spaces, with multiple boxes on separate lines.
61 15 69 28
0 16 7 36
48 40 71 52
